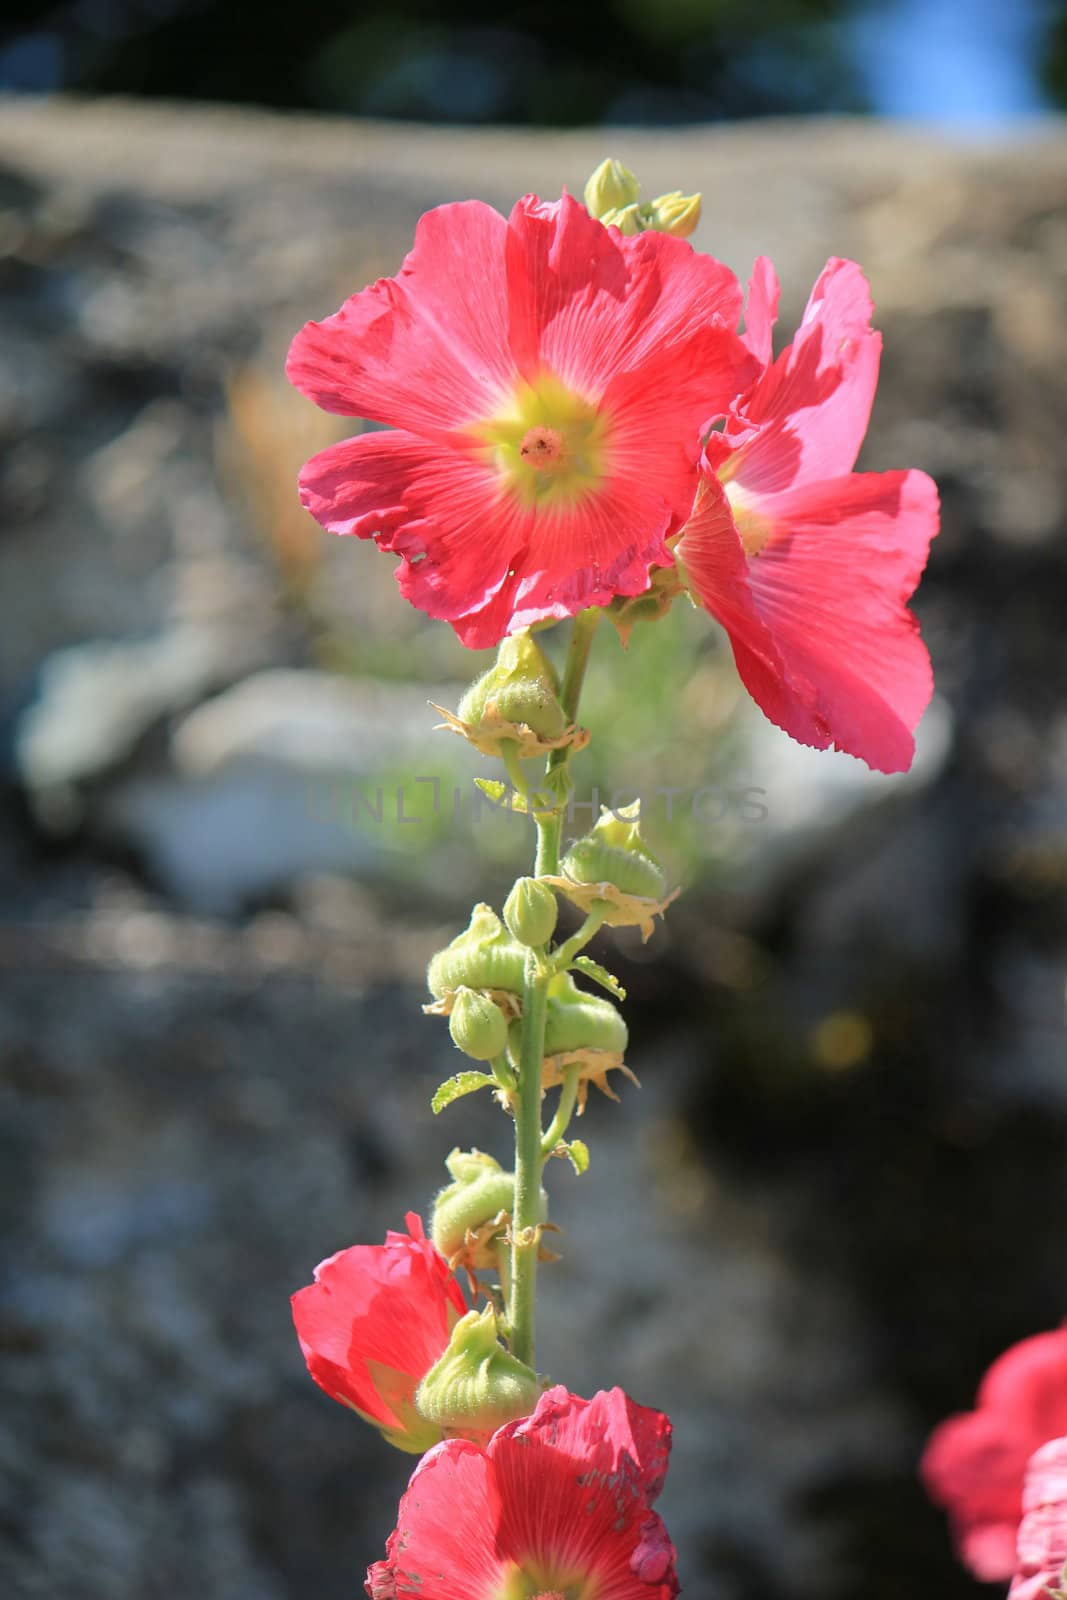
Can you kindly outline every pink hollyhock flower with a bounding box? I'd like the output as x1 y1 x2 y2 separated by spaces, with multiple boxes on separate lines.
674 255 939 774
922 1326 1067 1582
287 193 756 648
291 1212 466 1454
365 1385 678 1600
1011 1438 1067 1600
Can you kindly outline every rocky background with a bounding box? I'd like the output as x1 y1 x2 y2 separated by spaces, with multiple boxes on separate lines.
0 98 1066 1600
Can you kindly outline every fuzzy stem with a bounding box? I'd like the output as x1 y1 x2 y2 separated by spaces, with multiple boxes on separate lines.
535 609 601 877
541 1066 581 1157
548 906 607 974
509 611 602 1368
508 947 549 1367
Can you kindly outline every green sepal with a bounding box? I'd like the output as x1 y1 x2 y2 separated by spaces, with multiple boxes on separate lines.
571 955 627 1001
564 1139 590 1175
431 1071 495 1114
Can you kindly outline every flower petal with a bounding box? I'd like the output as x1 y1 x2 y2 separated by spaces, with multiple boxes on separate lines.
729 258 882 494
490 1388 677 1599
675 474 833 755
286 201 514 436
379 1439 504 1600
298 406 732 650
1011 1438 1067 1600
506 192 747 400
740 255 780 368
291 1215 464 1434
679 467 939 773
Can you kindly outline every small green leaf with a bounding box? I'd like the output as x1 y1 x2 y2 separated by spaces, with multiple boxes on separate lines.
431 1071 495 1114
572 955 627 1000
474 777 528 814
565 1139 590 1175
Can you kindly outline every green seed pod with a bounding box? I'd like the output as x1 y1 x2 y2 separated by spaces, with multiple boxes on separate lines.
503 877 558 949
431 1148 547 1270
507 973 629 1060
583 157 640 220
448 987 509 1061
562 836 667 900
561 802 668 900
456 634 566 742
427 904 526 1001
541 972 629 1058
415 1306 540 1438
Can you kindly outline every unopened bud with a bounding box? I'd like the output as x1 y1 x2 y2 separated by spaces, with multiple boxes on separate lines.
427 904 526 1005
503 877 558 949
600 202 645 236
448 987 509 1061
415 1306 541 1438
584 157 641 220
646 189 701 238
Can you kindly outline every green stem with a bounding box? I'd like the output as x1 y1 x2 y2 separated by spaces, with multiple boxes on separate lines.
535 609 602 877
508 947 549 1367
541 1066 581 1157
548 906 607 974
509 610 602 1369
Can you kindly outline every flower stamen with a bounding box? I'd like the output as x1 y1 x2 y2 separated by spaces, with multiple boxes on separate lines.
520 427 565 472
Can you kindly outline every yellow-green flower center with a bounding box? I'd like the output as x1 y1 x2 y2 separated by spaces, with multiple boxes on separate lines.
474 374 611 509
723 478 774 557
497 1562 594 1600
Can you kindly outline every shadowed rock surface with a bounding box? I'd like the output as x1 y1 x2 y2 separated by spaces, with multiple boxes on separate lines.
0 99 1066 1600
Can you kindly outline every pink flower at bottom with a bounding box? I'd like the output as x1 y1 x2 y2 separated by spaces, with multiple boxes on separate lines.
922 1326 1067 1582
291 1213 466 1454
287 192 756 648
366 1386 678 1600
675 256 939 775
1011 1438 1067 1600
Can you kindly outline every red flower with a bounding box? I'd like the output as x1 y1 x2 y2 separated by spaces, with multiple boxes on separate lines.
1011 1438 1067 1600
365 1386 678 1600
675 256 939 774
922 1327 1067 1582
291 1213 466 1454
287 193 756 648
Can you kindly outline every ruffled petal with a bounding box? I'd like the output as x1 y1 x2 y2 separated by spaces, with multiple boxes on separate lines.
675 475 833 754
490 1388 677 1599
290 1216 462 1429
980 1329 1067 1437
729 258 882 493
740 255 780 368
506 193 746 399
382 1440 505 1600
1011 1438 1067 1600
286 201 514 436
679 468 939 773
298 429 527 638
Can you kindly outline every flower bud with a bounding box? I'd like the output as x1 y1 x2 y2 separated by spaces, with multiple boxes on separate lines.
432 1148 547 1272
415 1305 541 1438
426 904 526 1010
646 189 701 239
448 986 509 1061
584 157 641 220
600 202 645 236
503 876 558 949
